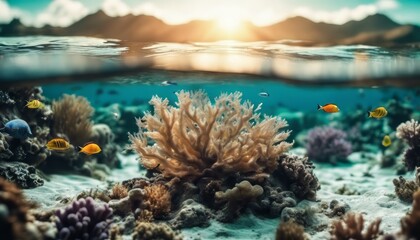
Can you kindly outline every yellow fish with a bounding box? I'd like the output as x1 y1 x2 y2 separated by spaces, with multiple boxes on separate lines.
368 107 387 119
25 99 44 109
382 135 391 147
79 142 101 155
46 138 70 151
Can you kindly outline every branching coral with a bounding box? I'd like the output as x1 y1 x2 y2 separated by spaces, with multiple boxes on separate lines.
143 184 171 218
132 222 183 240
276 221 307 240
0 177 30 240
330 212 381 240
400 190 420 238
109 183 128 200
55 197 113 240
129 90 292 179
306 126 352 163
52 94 94 147
396 119 420 171
274 154 320 200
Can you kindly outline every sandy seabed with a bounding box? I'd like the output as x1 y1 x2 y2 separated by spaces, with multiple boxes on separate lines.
24 150 412 240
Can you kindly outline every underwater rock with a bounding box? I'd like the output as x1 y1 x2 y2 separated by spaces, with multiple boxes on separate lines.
273 154 320 200
306 126 352 163
396 119 420 171
55 197 113 240
129 90 292 179
250 188 296 218
215 180 263 222
132 222 183 240
326 200 351 218
94 104 150 144
0 161 44 189
90 124 119 168
170 199 210 229
0 133 13 159
109 188 143 216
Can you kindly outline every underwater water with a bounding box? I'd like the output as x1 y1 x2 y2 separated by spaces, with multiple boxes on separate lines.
0 36 420 240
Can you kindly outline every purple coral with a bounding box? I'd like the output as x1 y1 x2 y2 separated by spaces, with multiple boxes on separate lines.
55 197 113 240
306 126 352 163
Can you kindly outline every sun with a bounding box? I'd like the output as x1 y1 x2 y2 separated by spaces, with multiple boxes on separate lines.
217 16 242 32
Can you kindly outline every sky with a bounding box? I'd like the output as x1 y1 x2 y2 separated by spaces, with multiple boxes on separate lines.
1 0 419 27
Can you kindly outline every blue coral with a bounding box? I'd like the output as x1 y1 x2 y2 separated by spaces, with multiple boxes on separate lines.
305 126 352 163
55 197 113 240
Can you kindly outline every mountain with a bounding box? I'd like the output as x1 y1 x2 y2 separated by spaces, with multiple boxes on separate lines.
0 12 419 46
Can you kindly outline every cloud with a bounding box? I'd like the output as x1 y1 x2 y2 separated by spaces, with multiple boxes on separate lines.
292 0 399 24
0 1 23 23
102 0 130 17
33 0 89 27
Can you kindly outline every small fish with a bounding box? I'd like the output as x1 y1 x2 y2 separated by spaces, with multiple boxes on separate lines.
25 99 44 109
259 91 269 97
382 135 391 147
317 103 340 113
1 119 32 139
96 88 104 95
161 80 177 86
367 107 387 119
79 142 101 155
108 90 119 95
113 112 120 120
46 138 70 151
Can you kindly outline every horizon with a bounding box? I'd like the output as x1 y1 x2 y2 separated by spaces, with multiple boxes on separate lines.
1 0 420 28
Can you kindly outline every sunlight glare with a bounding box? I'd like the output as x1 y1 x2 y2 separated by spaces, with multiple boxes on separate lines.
215 8 243 33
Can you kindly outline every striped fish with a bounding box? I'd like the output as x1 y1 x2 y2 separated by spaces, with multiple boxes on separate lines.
367 107 388 119
25 99 44 109
46 138 70 151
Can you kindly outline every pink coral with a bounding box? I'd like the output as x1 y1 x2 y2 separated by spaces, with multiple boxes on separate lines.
129 90 292 179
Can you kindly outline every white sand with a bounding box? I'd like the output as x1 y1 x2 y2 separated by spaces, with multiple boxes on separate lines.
23 152 412 239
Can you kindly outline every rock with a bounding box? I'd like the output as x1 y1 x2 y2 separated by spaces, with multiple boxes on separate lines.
0 161 44 188
170 199 210 229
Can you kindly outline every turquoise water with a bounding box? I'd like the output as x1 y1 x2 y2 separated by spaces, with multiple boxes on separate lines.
0 36 419 240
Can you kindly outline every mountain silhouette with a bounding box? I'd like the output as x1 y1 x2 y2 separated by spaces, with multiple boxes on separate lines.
0 11 419 46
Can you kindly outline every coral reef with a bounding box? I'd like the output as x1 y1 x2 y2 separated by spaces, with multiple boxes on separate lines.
0 177 30 240
273 154 320 200
399 190 420 239
396 119 420 171
0 87 52 166
330 212 382 240
142 184 171 219
129 90 292 179
306 126 352 163
110 183 128 200
55 197 113 240
91 124 119 168
0 161 44 189
275 221 308 240
393 168 420 202
169 199 210 228
132 222 183 240
215 180 263 222
52 94 94 147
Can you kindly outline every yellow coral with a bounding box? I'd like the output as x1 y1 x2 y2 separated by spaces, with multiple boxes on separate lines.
129 90 292 179
143 184 171 218
52 94 94 147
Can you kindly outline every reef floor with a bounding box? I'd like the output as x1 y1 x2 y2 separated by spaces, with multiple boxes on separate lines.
23 149 412 240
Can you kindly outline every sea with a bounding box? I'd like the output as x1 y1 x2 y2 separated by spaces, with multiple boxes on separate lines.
0 36 419 240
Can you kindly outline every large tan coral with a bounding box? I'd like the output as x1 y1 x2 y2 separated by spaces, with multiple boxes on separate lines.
129 90 292 179
52 94 94 147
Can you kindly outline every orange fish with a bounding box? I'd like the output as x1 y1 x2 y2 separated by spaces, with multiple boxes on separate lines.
317 103 340 113
79 142 101 155
46 138 70 151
